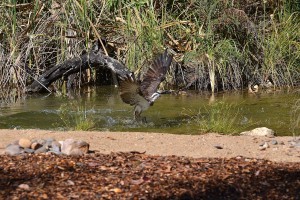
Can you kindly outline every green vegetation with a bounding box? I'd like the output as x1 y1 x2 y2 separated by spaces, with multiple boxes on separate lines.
182 101 252 134
0 0 299 135
58 100 95 131
0 0 299 92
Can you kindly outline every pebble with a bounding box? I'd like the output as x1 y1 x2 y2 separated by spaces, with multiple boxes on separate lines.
36 139 46 145
66 180 75 186
259 142 269 150
23 148 35 154
18 138 32 148
61 139 90 156
18 184 30 190
240 127 275 137
31 142 43 150
271 140 278 145
214 145 223 149
5 144 22 155
34 146 48 154
5 138 90 156
51 141 61 152
262 142 270 148
289 139 300 148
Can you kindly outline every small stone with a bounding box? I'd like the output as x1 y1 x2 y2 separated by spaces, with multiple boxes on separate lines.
44 141 53 149
51 141 61 150
69 149 84 156
66 180 75 186
49 141 62 154
240 127 275 137
77 141 89 154
46 138 55 142
271 140 278 145
31 142 43 150
34 146 48 154
259 146 266 151
5 144 22 155
23 148 35 154
214 145 223 149
294 143 300 148
18 138 32 148
36 139 46 145
110 188 122 193
18 184 30 190
262 142 270 148
259 142 265 146
61 139 76 155
61 139 90 156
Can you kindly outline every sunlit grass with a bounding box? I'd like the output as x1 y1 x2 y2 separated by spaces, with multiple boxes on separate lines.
58 100 95 131
0 0 299 92
262 12 300 87
183 101 252 134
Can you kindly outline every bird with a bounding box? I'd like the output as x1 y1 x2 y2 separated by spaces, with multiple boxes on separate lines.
118 49 173 122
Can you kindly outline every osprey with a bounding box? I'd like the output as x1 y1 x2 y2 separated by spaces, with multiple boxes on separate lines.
119 49 173 121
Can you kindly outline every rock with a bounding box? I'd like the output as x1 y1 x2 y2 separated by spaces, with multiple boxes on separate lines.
262 142 270 148
34 146 48 154
18 138 32 148
18 184 30 190
36 139 46 145
259 142 265 146
289 140 300 148
77 141 90 154
50 141 61 152
23 148 35 154
240 127 275 137
44 141 53 149
259 142 269 150
31 142 43 150
46 138 55 142
259 147 266 150
61 139 90 156
5 144 22 155
214 145 223 149
66 180 75 185
271 140 278 145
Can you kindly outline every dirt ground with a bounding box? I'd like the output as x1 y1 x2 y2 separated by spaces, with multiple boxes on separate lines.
1 129 300 199
0 129 299 162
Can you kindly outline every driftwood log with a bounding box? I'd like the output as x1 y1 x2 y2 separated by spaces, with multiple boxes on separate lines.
25 46 131 93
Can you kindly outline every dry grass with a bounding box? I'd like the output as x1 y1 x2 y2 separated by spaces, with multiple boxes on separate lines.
0 0 299 93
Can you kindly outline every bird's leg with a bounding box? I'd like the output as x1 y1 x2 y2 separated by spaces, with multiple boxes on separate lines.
134 109 142 122
134 105 148 123
141 116 147 123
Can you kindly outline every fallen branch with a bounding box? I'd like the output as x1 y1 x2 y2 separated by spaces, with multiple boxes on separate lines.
25 47 131 93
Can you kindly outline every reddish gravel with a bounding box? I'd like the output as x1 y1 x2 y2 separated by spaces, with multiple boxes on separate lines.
1 153 299 199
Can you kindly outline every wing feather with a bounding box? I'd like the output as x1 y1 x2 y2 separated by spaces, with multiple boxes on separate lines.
140 49 173 101
119 74 141 106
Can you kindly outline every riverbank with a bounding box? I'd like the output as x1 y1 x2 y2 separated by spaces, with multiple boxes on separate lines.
0 129 299 162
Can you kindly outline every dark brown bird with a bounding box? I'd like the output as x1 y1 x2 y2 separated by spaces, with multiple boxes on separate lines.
119 49 173 121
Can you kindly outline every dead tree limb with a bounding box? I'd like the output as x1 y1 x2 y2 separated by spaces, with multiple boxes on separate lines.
25 50 131 93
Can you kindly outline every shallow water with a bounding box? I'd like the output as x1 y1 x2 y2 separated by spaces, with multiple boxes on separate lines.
0 86 299 136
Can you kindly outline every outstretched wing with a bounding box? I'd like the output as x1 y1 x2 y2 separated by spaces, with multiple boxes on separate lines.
119 73 141 106
140 49 173 101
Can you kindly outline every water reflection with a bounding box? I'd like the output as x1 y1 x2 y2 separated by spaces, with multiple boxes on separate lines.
0 86 299 136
